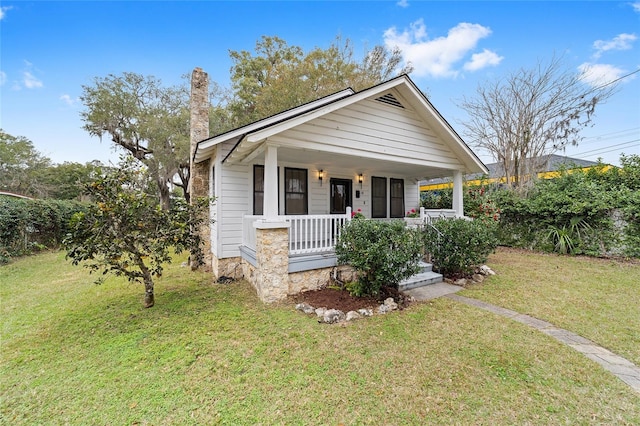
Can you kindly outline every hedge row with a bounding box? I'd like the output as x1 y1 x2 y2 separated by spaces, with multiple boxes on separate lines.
0 197 89 263
421 155 640 258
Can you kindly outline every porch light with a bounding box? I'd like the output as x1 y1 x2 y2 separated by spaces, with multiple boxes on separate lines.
318 169 324 185
358 173 363 187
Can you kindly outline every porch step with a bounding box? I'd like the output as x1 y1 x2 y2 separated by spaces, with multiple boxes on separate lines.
398 262 443 291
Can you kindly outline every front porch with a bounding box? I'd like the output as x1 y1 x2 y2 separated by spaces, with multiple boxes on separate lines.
237 207 456 302
240 207 457 271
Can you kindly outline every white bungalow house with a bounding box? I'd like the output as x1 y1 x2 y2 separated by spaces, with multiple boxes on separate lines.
189 68 488 302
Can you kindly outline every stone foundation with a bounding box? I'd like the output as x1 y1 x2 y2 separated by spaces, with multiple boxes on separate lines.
211 255 243 280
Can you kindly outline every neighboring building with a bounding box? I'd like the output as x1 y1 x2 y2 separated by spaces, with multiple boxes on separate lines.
189 69 487 302
420 155 602 191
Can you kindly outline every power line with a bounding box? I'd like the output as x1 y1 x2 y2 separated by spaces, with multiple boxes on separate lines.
582 127 640 141
581 67 640 95
572 139 639 157
580 130 640 146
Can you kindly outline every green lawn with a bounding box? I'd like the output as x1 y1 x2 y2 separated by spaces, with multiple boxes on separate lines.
1 250 639 425
463 247 640 366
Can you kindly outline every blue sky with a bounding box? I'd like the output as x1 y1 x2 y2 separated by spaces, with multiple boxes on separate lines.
1 1 639 167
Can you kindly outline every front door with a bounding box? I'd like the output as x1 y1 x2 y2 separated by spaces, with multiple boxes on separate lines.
330 178 352 214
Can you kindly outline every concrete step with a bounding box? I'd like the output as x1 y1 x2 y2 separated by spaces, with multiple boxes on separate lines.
403 282 463 301
417 261 433 273
398 269 443 291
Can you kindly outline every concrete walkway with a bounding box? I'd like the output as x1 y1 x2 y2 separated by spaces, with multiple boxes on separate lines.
447 293 640 393
404 284 640 393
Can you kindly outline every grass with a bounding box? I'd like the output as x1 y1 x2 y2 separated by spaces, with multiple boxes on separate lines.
463 247 640 366
1 250 639 424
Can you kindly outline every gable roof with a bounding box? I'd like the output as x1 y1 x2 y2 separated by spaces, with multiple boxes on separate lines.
193 75 488 175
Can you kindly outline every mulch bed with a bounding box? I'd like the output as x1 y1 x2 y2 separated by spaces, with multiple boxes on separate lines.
290 285 411 312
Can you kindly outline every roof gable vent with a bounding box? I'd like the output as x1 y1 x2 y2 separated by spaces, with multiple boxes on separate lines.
375 93 405 109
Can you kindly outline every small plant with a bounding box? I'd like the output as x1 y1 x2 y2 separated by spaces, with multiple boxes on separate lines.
405 208 419 218
546 217 592 254
351 208 364 219
336 219 422 297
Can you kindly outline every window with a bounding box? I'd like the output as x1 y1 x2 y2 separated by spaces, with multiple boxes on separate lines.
371 176 387 218
285 167 308 215
390 178 405 218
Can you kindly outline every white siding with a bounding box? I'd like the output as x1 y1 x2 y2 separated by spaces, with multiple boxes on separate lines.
269 96 464 170
217 141 250 258
405 180 420 215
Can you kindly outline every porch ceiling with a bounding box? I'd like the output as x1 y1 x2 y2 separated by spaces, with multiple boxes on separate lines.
247 145 457 180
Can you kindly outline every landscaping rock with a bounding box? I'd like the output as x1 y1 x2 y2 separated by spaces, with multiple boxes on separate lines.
346 311 361 321
384 297 398 310
378 298 398 314
315 307 326 318
472 274 485 283
377 304 390 314
295 303 316 314
323 309 346 324
479 265 496 275
358 308 373 317
454 278 467 286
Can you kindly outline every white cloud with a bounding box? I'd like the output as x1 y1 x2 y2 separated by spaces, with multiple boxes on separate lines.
578 62 627 87
592 33 637 58
632 2 640 13
60 94 78 106
0 6 13 20
23 71 43 89
383 19 496 78
0 71 6 86
397 0 409 8
464 49 503 71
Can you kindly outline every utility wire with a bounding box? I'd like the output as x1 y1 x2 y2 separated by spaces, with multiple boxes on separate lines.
572 139 639 157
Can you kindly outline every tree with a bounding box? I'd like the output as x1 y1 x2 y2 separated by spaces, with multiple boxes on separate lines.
228 36 412 125
0 129 51 197
459 56 617 188
35 161 104 200
80 73 191 209
64 158 211 308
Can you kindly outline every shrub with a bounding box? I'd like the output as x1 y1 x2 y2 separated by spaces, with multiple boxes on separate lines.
336 219 422 297
423 218 498 277
0 197 88 263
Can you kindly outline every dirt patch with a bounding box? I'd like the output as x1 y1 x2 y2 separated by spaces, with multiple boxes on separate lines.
290 285 411 312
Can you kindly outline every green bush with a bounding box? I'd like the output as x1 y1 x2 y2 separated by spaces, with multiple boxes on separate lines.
335 219 422 297
0 197 88 263
620 189 640 257
423 218 498 277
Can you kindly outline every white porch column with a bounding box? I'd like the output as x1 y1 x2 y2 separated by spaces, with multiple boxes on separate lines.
452 170 464 217
264 144 279 220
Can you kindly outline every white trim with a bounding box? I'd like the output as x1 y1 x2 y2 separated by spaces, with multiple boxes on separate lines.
253 220 291 229
193 89 354 163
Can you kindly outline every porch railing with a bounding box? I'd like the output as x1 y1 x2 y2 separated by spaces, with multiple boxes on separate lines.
420 208 457 224
241 207 459 257
284 213 350 255
242 213 350 255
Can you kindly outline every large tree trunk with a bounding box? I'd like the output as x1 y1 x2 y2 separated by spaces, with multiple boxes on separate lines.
157 177 171 211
